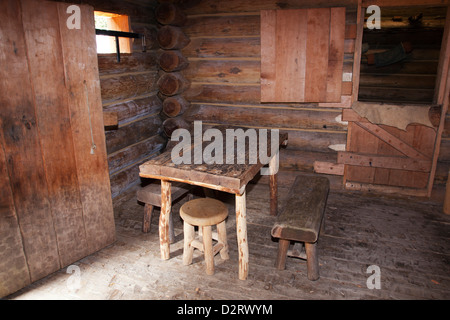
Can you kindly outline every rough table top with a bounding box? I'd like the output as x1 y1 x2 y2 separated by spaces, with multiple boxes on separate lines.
139 126 288 194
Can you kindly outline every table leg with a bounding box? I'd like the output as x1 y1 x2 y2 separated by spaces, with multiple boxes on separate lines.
269 154 278 216
235 191 248 280
160 180 171 260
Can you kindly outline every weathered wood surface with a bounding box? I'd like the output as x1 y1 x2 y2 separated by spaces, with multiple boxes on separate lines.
179 2 358 179
12 180 450 299
157 72 191 96
271 176 329 243
0 0 115 297
162 116 190 137
159 50 189 72
105 115 162 154
359 7 446 104
162 95 190 117
260 8 346 103
140 128 288 193
103 94 162 127
157 25 190 50
155 2 187 26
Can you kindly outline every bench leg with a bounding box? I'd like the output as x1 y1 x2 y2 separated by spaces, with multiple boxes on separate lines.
143 204 153 233
275 239 290 270
305 242 319 281
143 204 175 243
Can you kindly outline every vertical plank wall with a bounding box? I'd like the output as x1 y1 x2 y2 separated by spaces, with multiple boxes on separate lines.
179 0 357 187
0 0 115 297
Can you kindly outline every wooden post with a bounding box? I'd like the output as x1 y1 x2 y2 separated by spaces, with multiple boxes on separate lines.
159 180 171 260
235 190 248 280
269 153 278 216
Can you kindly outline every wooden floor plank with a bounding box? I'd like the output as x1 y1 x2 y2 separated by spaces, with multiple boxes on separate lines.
8 179 450 300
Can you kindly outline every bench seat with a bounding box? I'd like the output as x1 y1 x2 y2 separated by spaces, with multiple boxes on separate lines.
271 175 329 280
137 181 193 241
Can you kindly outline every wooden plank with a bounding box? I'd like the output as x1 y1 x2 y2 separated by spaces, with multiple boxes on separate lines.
326 7 346 102
314 161 345 175
362 0 448 7
356 121 430 160
428 6 450 197
0 0 61 283
260 10 277 102
0 130 30 297
22 0 89 267
275 9 307 102
184 104 346 131
351 2 364 103
345 181 429 197
57 2 116 253
103 111 119 128
345 122 378 184
305 8 330 102
183 37 261 58
337 152 432 172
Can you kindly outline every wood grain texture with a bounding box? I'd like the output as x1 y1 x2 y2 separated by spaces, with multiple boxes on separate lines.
260 8 346 103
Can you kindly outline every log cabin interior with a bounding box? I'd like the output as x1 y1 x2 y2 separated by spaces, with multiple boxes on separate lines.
1 0 450 300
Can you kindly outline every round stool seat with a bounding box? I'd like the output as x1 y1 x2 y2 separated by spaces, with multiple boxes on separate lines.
180 198 228 226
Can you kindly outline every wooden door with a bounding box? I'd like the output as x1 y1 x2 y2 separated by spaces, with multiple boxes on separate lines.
0 0 115 297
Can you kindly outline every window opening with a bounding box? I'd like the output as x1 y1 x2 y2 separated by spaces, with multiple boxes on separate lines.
94 11 132 54
358 6 447 104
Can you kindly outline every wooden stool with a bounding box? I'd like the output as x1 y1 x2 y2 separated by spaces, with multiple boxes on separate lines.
180 198 229 275
137 181 192 242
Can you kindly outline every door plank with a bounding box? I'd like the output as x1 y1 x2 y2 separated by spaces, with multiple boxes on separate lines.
57 3 116 252
0 0 60 282
21 0 89 267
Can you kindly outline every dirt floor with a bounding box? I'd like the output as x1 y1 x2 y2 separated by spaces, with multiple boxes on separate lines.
7 180 450 300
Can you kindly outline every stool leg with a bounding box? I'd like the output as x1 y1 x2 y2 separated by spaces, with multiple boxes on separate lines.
275 239 290 270
305 242 319 281
183 222 195 265
202 226 214 275
142 204 153 233
217 220 229 260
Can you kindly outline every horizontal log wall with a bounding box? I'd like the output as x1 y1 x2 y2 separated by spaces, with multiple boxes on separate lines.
178 0 358 186
82 0 164 198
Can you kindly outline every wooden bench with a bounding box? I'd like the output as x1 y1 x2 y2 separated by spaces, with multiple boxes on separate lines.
271 175 330 281
137 181 193 242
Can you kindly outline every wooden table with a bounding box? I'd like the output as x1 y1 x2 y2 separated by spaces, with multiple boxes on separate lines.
139 127 287 280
